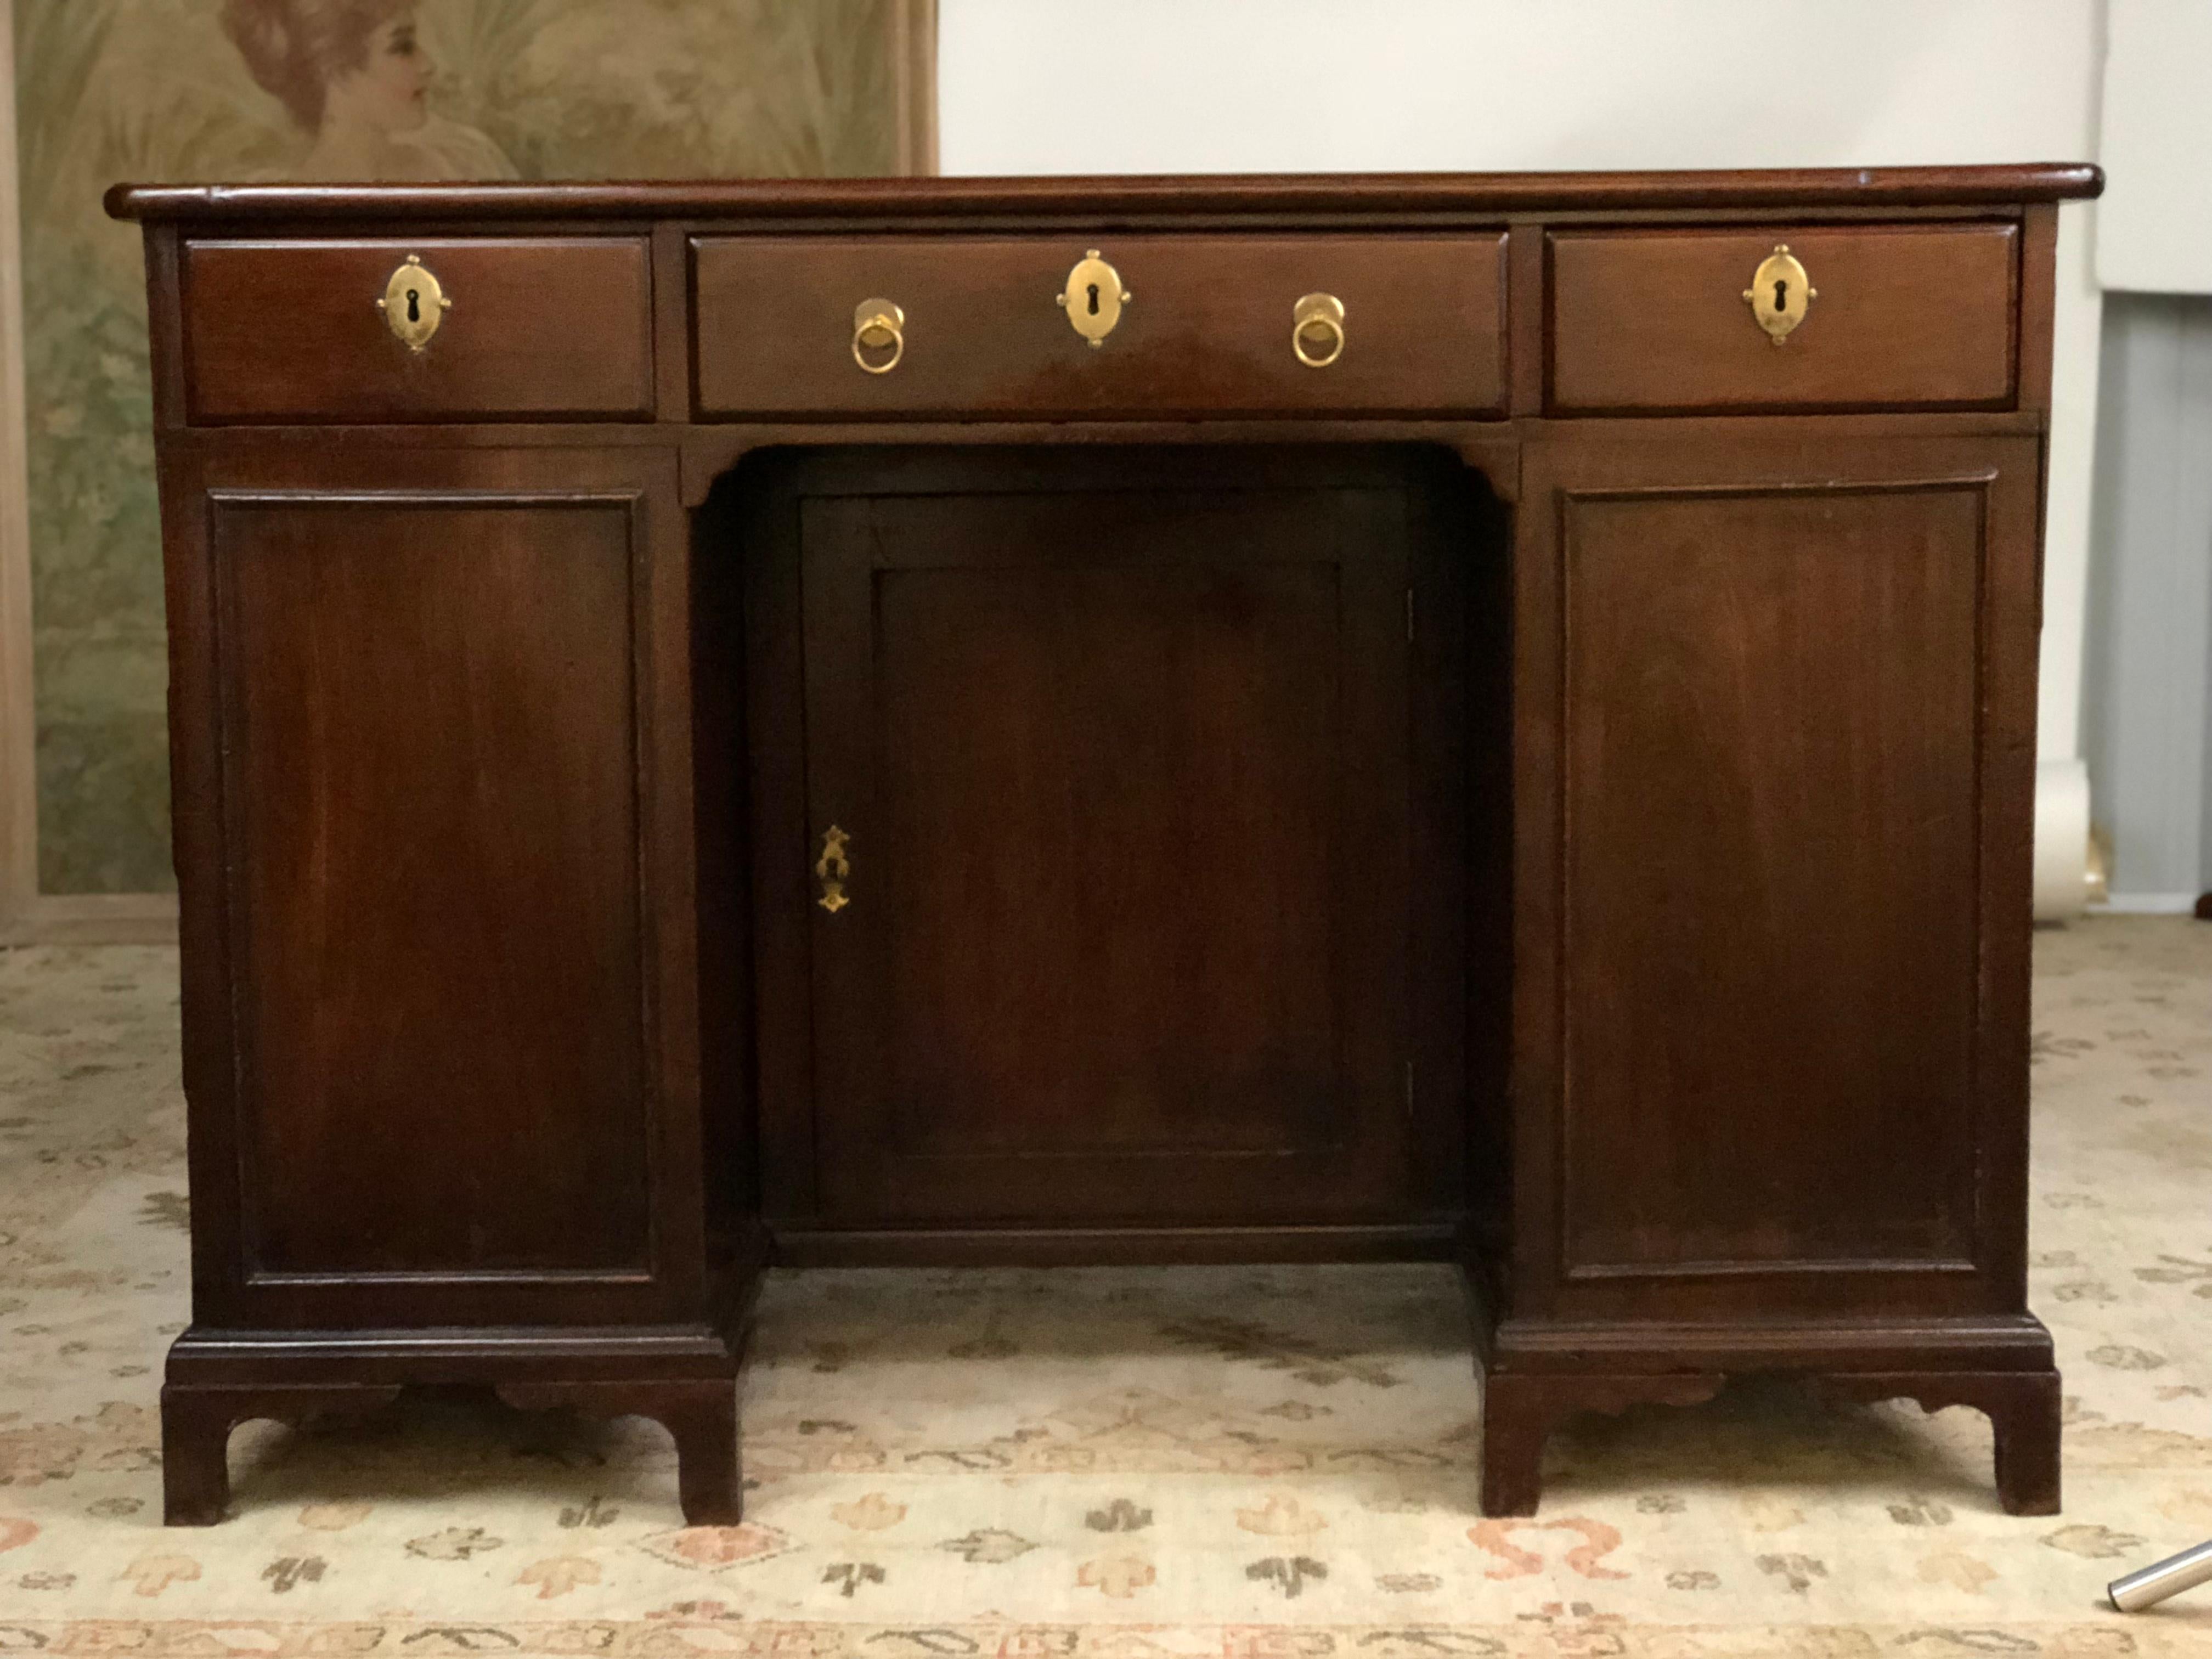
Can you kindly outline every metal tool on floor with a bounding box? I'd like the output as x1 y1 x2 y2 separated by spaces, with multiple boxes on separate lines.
2110 1540 2212 1612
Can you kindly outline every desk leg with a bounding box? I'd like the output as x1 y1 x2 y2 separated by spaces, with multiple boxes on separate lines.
1991 1372 2063 1516
1476 1371 1726 1517
1818 1370 2062 1517
1475 1373 1550 1518
159 1385 235 1527
497 1379 743 1527
161 1382 403 1526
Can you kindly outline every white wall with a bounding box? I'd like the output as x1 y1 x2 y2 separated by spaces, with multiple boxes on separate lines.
939 0 2106 763
2097 0 2212 292
2083 2 2212 909
2084 297 2212 909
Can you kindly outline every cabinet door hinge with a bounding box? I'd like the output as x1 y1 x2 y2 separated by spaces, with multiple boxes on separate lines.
1404 1059 1415 1119
1406 587 1415 642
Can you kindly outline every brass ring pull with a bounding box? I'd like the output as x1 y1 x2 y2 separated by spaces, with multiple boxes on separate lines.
1292 293 1346 368
852 299 905 374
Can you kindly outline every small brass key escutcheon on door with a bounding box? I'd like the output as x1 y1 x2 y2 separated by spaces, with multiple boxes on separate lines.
815 825 853 912
375 254 451 352
1057 250 1130 347
1744 245 1815 345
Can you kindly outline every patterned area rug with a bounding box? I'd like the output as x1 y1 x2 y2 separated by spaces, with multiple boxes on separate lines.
2 917 2210 1654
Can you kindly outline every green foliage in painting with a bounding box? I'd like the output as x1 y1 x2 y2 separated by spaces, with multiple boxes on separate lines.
13 0 905 892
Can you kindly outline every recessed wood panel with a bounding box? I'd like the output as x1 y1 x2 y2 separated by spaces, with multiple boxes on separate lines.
1559 479 1988 1274
751 450 1457 1227
872 557 1341 1159
1547 224 2017 414
213 493 651 1275
693 235 1505 419
183 238 654 422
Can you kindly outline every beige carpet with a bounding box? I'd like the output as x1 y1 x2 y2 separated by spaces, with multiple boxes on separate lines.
2 916 2210 1654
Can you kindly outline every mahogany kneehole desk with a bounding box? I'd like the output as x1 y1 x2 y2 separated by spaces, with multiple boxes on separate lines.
109 163 2102 1527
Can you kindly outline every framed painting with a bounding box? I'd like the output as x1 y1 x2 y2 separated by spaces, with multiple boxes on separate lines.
0 0 935 940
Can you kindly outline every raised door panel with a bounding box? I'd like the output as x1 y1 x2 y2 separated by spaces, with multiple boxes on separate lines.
172 449 697 1327
1520 437 2041 1316
770 451 1432 1228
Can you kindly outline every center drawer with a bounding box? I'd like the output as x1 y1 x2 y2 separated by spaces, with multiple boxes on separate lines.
691 234 1506 419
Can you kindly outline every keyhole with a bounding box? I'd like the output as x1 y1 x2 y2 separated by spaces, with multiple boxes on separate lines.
1086 283 1101 316
1772 279 1789 314
406 287 421 323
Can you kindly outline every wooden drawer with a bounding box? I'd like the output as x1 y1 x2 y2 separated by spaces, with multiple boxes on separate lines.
182 238 654 423
692 234 1506 419
1547 224 2018 414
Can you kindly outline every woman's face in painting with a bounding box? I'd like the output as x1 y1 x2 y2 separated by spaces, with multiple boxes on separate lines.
325 10 433 135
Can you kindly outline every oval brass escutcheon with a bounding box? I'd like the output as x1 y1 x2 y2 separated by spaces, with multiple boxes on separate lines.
376 254 452 352
1743 244 1815 345
1056 249 1130 347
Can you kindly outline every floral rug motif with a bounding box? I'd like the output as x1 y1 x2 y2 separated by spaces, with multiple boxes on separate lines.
2 918 2210 1653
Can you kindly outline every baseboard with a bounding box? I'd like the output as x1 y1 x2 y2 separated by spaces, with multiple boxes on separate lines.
0 891 179 946
769 1220 1464 1269
2094 891 2203 915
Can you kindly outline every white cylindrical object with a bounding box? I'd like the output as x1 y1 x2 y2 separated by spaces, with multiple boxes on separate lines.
2034 757 2094 922
2110 1539 2212 1612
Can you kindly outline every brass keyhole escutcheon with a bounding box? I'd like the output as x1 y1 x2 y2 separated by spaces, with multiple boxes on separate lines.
376 253 451 352
1743 245 1815 345
815 825 853 913
1057 250 1130 347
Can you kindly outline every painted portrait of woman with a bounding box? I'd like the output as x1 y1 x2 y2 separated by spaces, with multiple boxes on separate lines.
219 0 519 180
12 0 922 893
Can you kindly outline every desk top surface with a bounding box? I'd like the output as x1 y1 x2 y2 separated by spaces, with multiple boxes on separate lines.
108 163 2102 225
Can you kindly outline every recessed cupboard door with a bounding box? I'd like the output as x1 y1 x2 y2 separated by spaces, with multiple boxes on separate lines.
764 450 1435 1229
1518 435 2042 1319
168 447 702 1330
